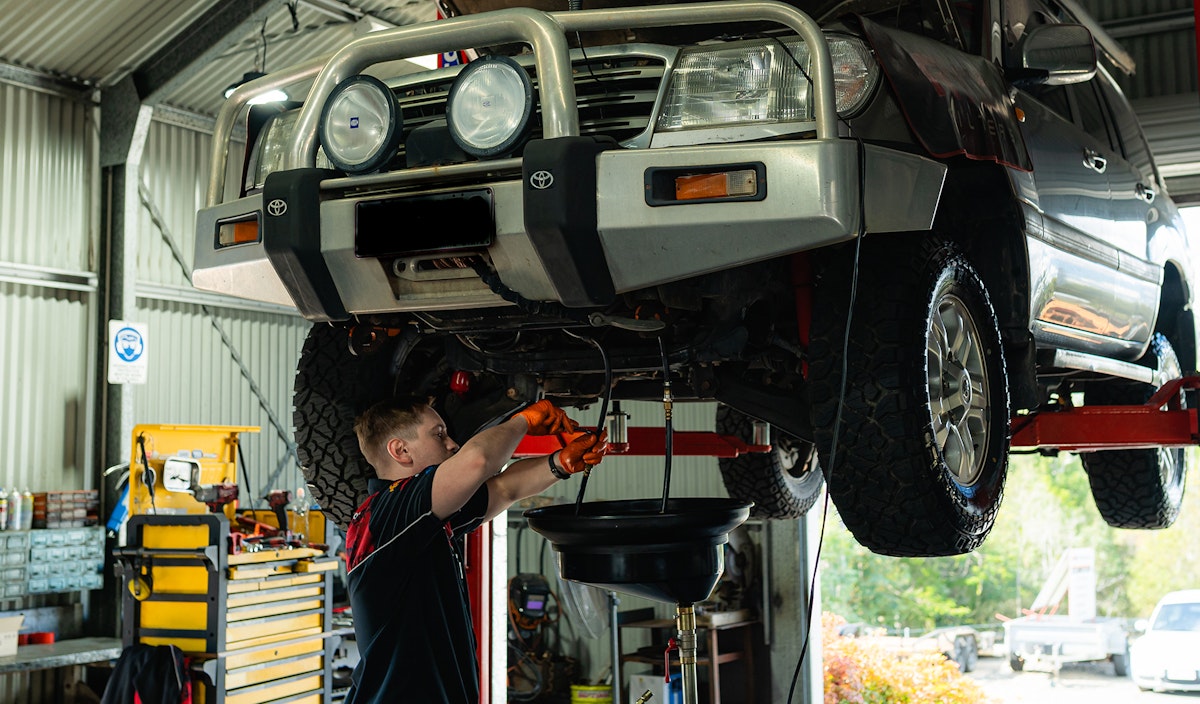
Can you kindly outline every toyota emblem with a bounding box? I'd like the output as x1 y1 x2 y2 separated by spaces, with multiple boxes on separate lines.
529 170 554 190
266 199 288 216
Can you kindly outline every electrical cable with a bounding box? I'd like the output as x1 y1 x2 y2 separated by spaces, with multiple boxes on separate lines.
471 258 589 323
236 437 258 509
137 433 157 515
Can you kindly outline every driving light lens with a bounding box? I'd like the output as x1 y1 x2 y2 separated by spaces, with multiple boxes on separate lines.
656 34 879 132
447 56 534 158
319 74 401 174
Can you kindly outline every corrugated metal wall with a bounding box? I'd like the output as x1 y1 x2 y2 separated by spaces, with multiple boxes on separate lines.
0 81 95 490
0 283 93 490
0 77 99 703
131 116 310 503
0 81 93 271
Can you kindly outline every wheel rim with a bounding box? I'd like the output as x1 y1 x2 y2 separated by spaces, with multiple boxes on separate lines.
774 436 814 479
927 292 990 486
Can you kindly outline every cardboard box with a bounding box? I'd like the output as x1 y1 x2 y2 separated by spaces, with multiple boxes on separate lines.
0 615 24 657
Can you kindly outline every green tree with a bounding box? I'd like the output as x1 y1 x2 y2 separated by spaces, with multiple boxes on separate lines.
818 450 1185 631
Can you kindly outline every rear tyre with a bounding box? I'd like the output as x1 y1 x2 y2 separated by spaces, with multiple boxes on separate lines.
1112 650 1129 677
809 237 1010 556
1009 654 1024 672
716 406 824 518
1081 333 1187 529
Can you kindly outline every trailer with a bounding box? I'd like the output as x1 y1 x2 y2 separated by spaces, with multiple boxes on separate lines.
1002 548 1130 676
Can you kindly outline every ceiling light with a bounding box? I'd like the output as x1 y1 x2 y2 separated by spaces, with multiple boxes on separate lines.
223 71 289 104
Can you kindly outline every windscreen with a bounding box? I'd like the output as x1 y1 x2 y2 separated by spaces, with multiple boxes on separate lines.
1152 602 1200 632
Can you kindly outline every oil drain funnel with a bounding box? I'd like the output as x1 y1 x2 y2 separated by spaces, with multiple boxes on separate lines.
526 497 752 704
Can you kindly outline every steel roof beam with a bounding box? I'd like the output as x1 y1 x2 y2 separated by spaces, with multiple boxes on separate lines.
131 0 289 104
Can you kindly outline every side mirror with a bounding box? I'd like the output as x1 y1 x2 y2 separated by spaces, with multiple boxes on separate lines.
1133 618 1149 633
1013 24 1097 86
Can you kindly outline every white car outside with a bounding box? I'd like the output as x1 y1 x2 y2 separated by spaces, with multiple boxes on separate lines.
1130 589 1200 692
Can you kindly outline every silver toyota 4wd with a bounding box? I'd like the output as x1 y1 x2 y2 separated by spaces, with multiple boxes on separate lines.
193 0 1193 556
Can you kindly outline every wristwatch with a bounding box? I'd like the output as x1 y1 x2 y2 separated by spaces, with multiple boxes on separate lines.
548 452 571 480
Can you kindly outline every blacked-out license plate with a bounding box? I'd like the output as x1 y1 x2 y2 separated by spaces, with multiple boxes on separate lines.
355 189 494 258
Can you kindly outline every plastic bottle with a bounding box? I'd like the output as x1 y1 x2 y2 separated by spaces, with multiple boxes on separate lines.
20 489 33 530
7 488 21 531
0 488 9 532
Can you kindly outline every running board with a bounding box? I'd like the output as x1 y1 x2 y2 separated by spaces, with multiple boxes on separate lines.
1051 349 1155 384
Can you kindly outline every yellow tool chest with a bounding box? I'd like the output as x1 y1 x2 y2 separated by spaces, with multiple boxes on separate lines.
116 512 342 703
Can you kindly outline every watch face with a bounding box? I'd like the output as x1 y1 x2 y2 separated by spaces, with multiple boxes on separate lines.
163 458 198 493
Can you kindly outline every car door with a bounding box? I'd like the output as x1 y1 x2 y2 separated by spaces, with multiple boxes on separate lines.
1007 1 1150 357
1093 72 1169 346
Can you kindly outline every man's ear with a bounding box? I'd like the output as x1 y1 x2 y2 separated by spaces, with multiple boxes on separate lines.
386 437 410 465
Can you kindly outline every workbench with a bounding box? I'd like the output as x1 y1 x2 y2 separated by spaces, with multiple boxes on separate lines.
0 637 122 674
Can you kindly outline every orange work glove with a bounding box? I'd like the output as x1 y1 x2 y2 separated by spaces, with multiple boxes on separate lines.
516 400 578 436
559 431 610 474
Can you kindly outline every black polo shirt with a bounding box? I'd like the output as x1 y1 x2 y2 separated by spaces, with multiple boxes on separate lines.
344 468 489 704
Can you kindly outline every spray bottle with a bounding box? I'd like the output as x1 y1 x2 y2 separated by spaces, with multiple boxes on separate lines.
20 489 33 530
7 488 21 531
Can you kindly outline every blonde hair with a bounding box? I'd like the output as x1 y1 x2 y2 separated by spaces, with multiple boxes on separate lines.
353 397 429 468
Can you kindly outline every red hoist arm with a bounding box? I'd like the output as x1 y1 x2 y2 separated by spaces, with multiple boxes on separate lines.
513 428 771 458
1010 376 1200 452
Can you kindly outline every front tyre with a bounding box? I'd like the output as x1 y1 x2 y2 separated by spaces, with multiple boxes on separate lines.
1081 333 1187 529
809 237 1010 557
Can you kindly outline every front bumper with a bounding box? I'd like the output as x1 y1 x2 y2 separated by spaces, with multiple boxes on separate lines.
193 140 946 321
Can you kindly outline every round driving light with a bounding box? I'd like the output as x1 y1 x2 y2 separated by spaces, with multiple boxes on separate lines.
447 56 534 158
318 75 401 174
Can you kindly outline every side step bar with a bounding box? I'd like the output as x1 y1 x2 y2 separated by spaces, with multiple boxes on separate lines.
1051 348 1155 385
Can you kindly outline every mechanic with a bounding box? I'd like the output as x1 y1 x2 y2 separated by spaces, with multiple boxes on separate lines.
343 397 608 704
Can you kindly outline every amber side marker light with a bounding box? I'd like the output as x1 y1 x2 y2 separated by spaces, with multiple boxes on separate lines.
217 217 260 247
675 170 758 201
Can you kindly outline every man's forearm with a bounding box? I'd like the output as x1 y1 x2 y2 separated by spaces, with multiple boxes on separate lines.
461 416 529 471
484 454 562 522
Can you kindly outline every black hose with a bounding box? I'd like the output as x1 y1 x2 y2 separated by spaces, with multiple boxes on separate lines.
574 337 612 515
658 336 673 514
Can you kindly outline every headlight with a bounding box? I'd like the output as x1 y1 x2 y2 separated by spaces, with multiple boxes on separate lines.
446 56 535 158
245 109 333 192
656 34 879 132
319 74 402 174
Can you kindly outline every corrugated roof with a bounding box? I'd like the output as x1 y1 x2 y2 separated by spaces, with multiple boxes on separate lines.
157 0 436 115
0 0 218 85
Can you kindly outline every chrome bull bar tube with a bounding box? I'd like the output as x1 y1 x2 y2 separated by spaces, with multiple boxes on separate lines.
206 56 327 206
204 0 834 205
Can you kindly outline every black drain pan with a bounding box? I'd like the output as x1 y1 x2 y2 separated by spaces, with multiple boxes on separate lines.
525 498 752 605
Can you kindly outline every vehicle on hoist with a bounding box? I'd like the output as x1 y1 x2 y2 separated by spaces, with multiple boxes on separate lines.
192 0 1194 557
